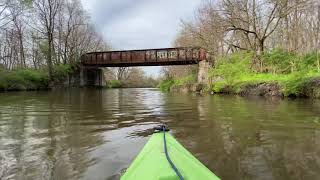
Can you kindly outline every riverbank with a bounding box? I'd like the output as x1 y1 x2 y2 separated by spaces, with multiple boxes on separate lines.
163 74 320 99
160 50 320 99
210 73 320 98
0 64 75 92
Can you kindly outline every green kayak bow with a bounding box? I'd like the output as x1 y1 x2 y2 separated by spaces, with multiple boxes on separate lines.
121 126 220 180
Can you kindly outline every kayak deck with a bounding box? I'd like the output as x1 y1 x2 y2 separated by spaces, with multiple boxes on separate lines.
121 132 220 180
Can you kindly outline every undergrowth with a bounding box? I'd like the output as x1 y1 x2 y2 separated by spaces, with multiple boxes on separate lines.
159 49 320 97
0 64 76 91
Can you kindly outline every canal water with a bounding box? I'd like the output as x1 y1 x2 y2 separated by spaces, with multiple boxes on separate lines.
0 88 319 180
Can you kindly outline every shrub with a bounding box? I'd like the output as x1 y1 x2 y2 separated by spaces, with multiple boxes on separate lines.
211 81 228 93
16 70 48 88
0 69 49 91
301 52 320 72
0 64 4 71
174 74 197 86
210 52 252 85
52 64 73 82
263 49 299 73
158 79 175 92
0 64 78 91
108 80 122 88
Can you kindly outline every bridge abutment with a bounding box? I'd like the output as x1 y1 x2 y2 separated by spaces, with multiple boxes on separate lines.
80 66 106 87
197 60 210 84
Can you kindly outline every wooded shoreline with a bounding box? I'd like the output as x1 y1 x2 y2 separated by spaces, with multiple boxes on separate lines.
160 52 320 99
159 0 320 99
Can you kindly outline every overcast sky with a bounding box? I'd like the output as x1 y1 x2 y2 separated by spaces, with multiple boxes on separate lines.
80 0 202 76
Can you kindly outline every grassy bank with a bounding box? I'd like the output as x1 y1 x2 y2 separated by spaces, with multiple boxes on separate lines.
159 74 197 92
210 51 320 97
211 71 320 97
0 64 75 91
160 49 320 98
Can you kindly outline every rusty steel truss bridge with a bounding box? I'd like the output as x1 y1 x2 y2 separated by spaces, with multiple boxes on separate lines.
79 47 208 87
80 47 207 67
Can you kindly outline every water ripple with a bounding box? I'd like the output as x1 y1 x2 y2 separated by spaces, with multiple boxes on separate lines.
0 89 320 180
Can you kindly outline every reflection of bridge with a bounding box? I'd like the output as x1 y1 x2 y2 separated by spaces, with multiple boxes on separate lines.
79 47 208 86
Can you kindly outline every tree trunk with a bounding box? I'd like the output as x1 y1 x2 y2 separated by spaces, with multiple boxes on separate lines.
47 36 53 81
257 39 265 72
18 33 25 68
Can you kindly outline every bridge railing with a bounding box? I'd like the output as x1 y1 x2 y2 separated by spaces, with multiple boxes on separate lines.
80 47 207 66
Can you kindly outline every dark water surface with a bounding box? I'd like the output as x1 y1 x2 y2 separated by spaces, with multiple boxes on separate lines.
0 88 320 180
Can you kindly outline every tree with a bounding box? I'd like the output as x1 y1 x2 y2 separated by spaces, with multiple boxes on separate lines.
34 0 61 80
115 67 130 81
8 0 30 68
222 0 292 55
174 0 317 72
0 0 109 73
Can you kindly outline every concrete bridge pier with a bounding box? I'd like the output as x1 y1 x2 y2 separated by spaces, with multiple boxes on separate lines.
80 66 106 87
197 60 210 84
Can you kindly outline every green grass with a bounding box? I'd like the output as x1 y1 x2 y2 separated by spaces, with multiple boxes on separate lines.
212 72 320 95
209 50 320 96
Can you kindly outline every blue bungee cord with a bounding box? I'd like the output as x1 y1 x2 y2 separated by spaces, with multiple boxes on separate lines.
155 125 184 180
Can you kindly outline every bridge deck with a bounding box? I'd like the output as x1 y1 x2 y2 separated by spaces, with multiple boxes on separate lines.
81 47 206 67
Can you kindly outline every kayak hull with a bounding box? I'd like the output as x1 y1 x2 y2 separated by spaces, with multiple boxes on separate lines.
121 132 220 180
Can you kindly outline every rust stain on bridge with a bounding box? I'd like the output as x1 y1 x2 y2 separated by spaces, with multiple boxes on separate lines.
81 47 206 67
